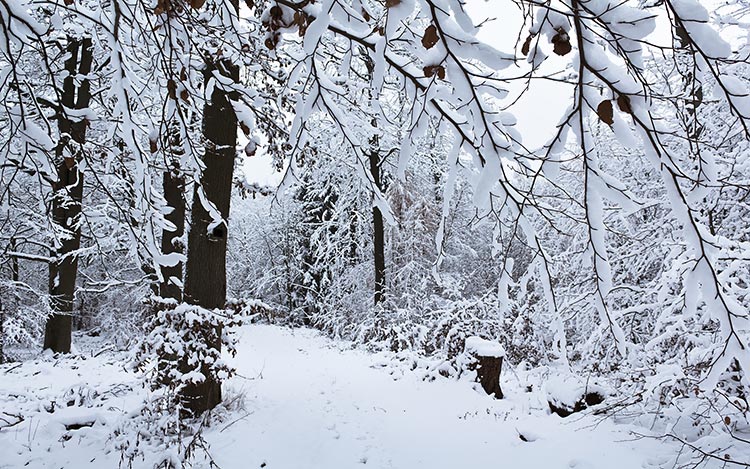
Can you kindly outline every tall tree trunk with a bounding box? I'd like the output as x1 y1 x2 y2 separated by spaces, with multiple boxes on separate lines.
44 37 92 353
160 154 185 301
369 145 386 306
0 238 17 363
181 7 239 413
0 296 4 365
362 52 386 306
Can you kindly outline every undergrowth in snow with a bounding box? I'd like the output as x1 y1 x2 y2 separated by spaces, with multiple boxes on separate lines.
1 324 744 469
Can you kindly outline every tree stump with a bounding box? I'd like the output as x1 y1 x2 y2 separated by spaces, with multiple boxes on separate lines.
548 391 604 417
464 336 505 399
545 376 605 417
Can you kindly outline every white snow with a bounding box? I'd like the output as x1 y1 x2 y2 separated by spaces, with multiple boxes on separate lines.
545 375 606 410
0 325 695 468
464 336 506 358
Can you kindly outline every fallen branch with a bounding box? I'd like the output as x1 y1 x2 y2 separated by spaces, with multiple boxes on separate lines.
2 363 22 374
0 412 24 430
219 410 254 433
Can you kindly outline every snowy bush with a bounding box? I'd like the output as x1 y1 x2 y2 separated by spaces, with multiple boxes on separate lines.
0 280 47 361
136 299 243 396
116 298 250 467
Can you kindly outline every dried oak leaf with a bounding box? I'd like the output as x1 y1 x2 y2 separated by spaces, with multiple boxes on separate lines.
167 79 177 100
269 5 283 20
616 94 632 114
385 0 400 8
424 64 445 80
422 25 439 50
245 140 257 157
551 30 571 56
149 139 158 154
265 34 279 50
189 0 206 9
552 38 571 56
597 100 614 126
521 33 534 56
154 0 170 14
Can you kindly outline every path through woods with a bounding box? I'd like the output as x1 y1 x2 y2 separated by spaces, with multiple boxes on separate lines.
1 325 683 468
208 326 671 469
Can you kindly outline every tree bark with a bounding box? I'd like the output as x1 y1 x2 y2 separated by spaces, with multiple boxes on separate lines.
160 157 185 301
0 238 15 363
474 355 503 399
44 37 92 353
181 15 240 413
0 298 4 364
362 51 386 306
369 148 386 306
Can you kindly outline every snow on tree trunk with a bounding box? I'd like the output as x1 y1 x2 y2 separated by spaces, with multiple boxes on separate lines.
464 337 505 399
369 145 386 306
181 3 240 413
160 155 185 302
44 37 92 354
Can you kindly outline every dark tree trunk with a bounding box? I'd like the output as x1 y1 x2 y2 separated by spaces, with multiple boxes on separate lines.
0 239 16 363
474 355 504 399
184 60 237 310
181 15 239 413
362 51 386 306
160 157 185 301
10 239 19 283
0 298 4 365
0 297 3 364
348 210 358 262
369 148 386 306
44 37 92 354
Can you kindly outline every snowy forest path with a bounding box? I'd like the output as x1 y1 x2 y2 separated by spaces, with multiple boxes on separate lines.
208 325 672 469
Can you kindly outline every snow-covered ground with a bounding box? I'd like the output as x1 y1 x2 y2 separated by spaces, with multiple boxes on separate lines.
1 325 688 468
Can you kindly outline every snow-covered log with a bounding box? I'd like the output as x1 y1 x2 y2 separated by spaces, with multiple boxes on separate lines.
545 376 605 418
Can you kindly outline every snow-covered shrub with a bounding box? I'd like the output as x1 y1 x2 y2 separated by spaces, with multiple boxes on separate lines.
116 298 247 467
136 299 243 396
112 387 218 469
0 280 47 361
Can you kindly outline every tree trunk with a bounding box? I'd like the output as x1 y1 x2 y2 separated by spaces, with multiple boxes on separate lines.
44 37 92 353
474 355 504 399
0 297 4 364
160 156 185 301
369 147 386 306
0 239 14 363
362 51 386 306
181 16 239 413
